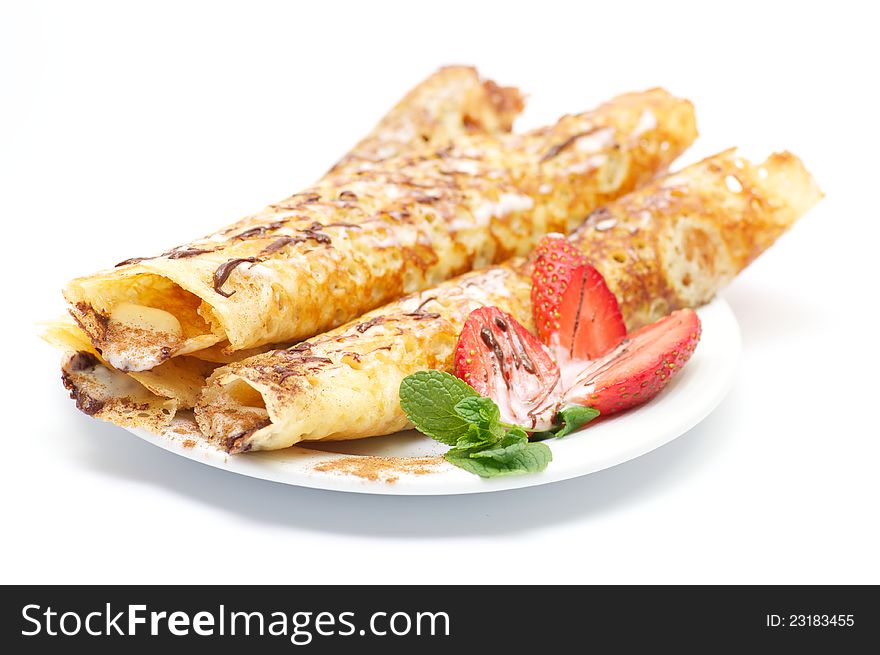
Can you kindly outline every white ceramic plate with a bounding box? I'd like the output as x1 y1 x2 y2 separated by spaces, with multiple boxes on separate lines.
126 297 740 495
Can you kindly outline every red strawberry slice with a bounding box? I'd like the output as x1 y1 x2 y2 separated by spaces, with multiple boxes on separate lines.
531 235 585 343
453 306 561 430
562 309 701 415
531 236 626 359
557 264 627 360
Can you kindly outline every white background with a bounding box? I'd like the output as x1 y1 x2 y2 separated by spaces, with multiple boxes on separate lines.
2 0 878 584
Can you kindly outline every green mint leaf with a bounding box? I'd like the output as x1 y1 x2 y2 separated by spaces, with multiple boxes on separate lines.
399 371 479 446
470 430 528 461
453 396 501 428
453 424 495 451
554 405 600 438
445 442 552 478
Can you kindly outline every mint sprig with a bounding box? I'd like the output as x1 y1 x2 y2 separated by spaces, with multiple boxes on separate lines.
399 371 600 478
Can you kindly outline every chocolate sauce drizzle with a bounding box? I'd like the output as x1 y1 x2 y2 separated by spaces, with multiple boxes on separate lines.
115 257 148 267
480 325 510 388
540 127 604 162
212 257 260 297
166 247 211 259
402 297 441 319
261 236 302 254
260 222 336 255
115 246 213 267
355 316 385 333
510 326 537 374
299 228 332 245
232 220 286 241
68 351 99 372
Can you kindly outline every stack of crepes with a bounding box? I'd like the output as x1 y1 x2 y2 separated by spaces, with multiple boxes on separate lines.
47 66 821 451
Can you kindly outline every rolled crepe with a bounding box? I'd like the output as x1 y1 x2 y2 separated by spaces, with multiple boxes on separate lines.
49 66 524 429
64 88 697 372
196 149 822 452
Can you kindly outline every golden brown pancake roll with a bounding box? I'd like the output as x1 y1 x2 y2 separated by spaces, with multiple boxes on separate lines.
64 88 696 373
195 149 822 452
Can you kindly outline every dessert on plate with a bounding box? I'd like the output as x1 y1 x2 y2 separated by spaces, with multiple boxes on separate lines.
45 67 821 479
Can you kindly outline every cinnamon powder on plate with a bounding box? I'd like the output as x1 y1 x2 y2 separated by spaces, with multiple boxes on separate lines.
313 456 445 484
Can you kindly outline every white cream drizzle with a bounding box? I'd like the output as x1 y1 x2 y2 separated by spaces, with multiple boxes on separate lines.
575 127 615 153
242 262 278 280
633 109 657 136
565 154 608 175
447 159 480 175
103 343 170 373
460 269 513 303
473 193 534 224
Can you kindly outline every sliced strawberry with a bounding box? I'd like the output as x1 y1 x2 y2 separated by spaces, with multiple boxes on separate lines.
557 264 627 360
531 235 585 343
531 235 626 359
562 309 701 415
453 306 561 430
